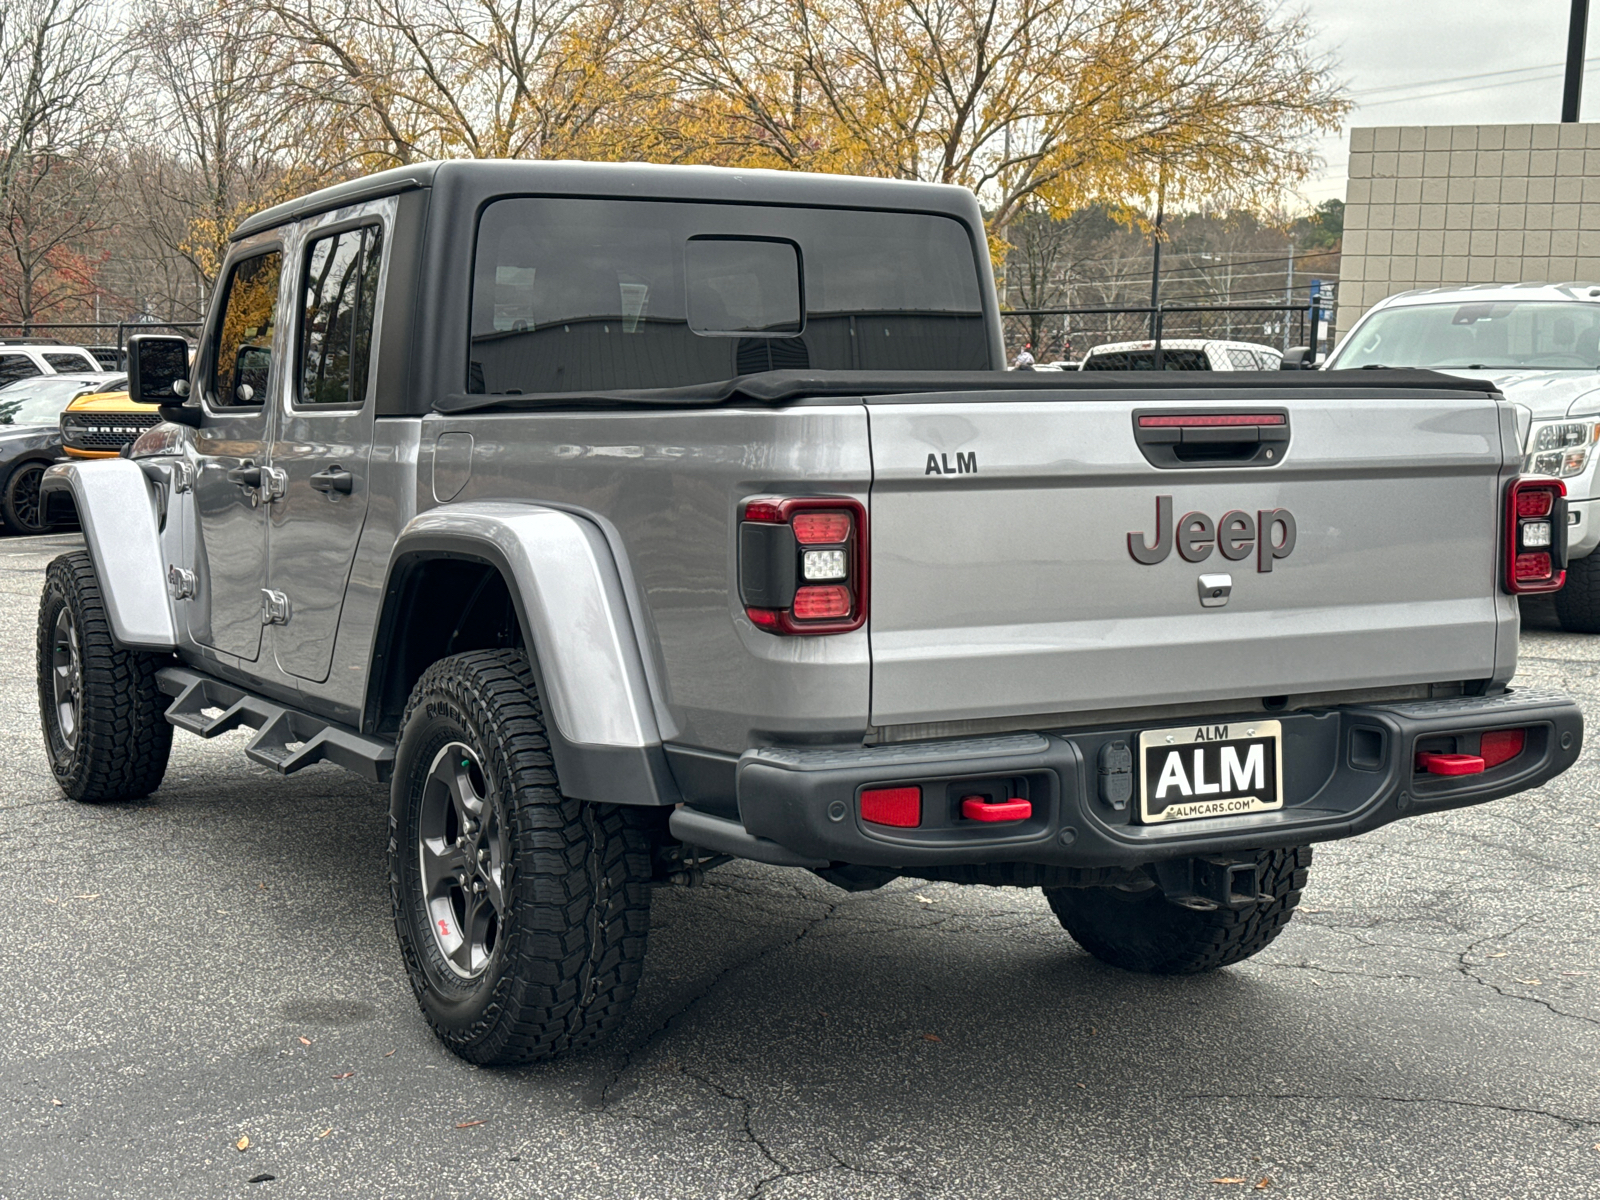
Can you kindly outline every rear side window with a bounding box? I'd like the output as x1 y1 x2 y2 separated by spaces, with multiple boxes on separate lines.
469 198 988 393
43 352 97 372
1082 349 1209 371
299 224 385 405
210 250 283 407
0 354 41 386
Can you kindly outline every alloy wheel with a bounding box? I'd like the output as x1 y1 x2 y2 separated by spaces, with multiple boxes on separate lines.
51 606 81 749
418 742 509 980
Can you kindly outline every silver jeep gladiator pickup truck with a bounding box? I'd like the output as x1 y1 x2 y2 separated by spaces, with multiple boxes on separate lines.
36 161 1583 1066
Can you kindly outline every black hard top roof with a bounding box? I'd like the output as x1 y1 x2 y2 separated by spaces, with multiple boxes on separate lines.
435 368 1502 414
231 160 980 243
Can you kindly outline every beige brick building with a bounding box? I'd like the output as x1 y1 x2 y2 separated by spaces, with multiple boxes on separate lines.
1340 122 1600 330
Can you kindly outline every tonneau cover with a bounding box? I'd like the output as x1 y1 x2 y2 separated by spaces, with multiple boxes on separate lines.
434 368 1500 414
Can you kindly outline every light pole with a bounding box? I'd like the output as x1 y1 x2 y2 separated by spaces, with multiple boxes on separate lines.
1565 0 1589 122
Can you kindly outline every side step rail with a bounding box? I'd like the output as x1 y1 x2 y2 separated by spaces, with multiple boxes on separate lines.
156 666 396 784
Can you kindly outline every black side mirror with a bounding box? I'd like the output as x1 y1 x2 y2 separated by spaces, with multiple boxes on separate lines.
128 333 200 426
1279 346 1314 370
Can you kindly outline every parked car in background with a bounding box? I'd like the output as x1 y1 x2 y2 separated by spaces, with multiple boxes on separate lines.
86 345 125 371
59 386 161 459
1327 282 1600 633
1080 339 1285 371
0 339 104 387
0 372 121 533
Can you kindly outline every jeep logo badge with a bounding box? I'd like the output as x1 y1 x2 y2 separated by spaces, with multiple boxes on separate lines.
1128 495 1296 572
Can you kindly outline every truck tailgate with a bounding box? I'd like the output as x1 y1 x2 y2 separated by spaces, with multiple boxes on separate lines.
866 391 1514 730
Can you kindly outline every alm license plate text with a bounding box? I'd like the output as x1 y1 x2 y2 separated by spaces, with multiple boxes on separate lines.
1137 720 1283 824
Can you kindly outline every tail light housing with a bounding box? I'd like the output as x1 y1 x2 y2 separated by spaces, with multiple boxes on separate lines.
739 496 867 634
1504 477 1567 593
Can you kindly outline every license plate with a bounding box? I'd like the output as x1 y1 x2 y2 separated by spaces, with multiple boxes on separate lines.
1137 720 1283 824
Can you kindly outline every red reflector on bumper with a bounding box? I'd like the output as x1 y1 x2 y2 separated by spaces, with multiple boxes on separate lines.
1416 752 1486 776
861 786 921 827
960 796 1033 822
1479 728 1526 768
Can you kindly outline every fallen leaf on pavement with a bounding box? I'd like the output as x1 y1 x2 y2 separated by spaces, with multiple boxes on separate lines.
50 1099 62 1107
456 1120 486 1129
247 1174 275 1184
236 1136 250 1152
332 1072 354 1080
1075 1082 1087 1089
383 1049 395 1057
1210 1178 1248 1185
915 895 935 904
1487 952 1509 959
298 1037 311 1046
1255 1180 1272 1190
317 1128 332 1139
921 1033 941 1042
1517 979 1542 986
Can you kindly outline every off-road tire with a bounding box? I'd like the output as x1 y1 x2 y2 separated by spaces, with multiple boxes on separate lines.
3 460 52 535
389 649 657 1066
1044 846 1312 975
36 552 173 802
1553 552 1600 633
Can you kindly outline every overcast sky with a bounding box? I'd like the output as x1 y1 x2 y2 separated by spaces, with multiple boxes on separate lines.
1300 1 1587 204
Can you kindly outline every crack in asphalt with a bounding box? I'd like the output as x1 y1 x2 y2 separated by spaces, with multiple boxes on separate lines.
1455 923 1600 1030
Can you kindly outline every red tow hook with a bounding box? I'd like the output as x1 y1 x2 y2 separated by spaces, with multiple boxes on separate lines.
961 796 1033 822
1415 752 1486 776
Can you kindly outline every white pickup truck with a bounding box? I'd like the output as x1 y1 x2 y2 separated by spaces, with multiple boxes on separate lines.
1330 282 1600 630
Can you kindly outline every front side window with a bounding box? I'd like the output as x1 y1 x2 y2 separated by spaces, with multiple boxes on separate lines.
0 354 42 387
1331 300 1600 370
299 224 384 405
209 251 283 406
468 198 988 393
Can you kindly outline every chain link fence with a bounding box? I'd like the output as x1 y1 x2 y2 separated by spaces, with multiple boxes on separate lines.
0 320 202 369
1002 303 1336 365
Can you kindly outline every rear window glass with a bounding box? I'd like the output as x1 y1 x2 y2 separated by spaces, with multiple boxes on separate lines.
1081 349 1209 371
0 354 42 387
468 198 988 393
44 352 97 371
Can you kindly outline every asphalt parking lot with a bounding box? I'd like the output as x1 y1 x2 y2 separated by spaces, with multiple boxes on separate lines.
1 532 1598 1200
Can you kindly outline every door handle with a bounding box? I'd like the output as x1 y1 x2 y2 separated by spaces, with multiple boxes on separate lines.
226 463 262 488
309 465 354 495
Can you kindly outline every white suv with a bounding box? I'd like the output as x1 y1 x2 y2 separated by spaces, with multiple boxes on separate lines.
0 340 104 388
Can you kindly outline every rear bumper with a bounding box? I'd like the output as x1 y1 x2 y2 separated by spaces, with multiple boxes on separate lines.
674 689 1583 870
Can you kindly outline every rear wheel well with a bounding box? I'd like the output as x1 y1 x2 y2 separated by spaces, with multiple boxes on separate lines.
368 555 523 737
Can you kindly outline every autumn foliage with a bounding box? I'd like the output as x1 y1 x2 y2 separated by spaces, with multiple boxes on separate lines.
0 0 1346 325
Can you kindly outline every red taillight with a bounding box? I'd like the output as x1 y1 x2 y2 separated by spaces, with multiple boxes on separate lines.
1137 414 1286 428
1515 490 1553 518
792 511 852 544
860 786 921 827
1479 728 1526 768
1515 552 1552 580
1504 477 1566 593
792 585 851 619
739 496 867 634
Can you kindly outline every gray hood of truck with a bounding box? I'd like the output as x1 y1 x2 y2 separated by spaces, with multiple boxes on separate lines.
1439 367 1600 419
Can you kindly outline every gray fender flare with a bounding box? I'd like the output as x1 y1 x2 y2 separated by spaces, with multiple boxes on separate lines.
41 460 176 649
386 502 678 805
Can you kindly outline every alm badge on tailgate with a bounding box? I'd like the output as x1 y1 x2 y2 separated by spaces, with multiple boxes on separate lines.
1138 720 1284 823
